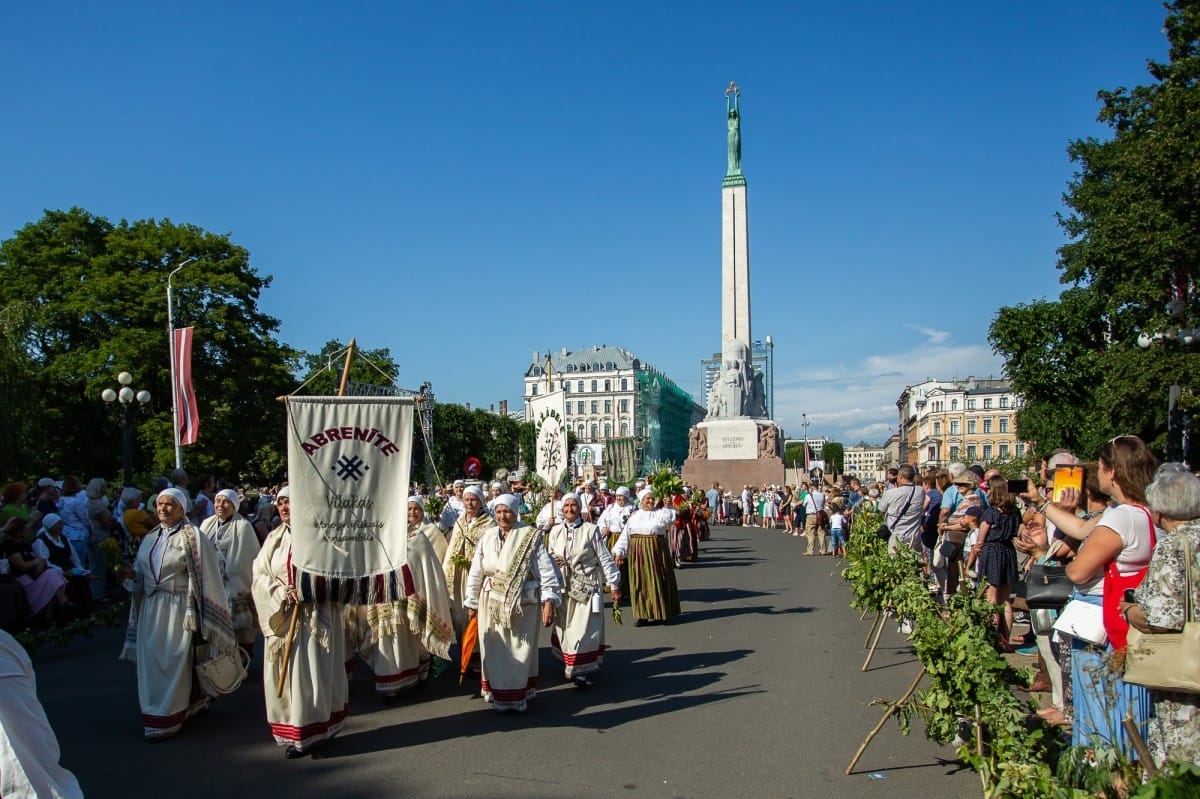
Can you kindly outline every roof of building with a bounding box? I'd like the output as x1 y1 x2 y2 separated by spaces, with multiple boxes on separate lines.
526 345 640 378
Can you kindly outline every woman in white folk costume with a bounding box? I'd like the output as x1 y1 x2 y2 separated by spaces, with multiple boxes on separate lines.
464 494 561 712
251 488 350 759
444 485 491 640
200 488 261 658
409 495 448 562
612 488 682 626
353 498 455 700
549 493 621 686
119 488 238 740
598 486 635 553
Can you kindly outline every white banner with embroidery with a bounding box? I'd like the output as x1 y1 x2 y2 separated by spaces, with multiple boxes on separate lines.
286 396 413 602
529 390 568 487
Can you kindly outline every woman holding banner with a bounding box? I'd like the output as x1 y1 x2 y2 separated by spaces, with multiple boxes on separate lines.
464 494 561 712
251 488 350 758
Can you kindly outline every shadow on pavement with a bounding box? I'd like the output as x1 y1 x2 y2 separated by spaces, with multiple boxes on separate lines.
680 605 813 623
678 587 775 603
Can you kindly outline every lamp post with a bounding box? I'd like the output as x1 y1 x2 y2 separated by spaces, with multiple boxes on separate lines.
102 372 151 486
801 412 810 472
167 256 197 470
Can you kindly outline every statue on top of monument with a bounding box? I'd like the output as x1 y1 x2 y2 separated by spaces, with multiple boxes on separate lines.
707 339 756 420
725 81 741 176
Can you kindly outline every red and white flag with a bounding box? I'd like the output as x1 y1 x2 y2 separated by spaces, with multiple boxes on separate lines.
174 327 200 446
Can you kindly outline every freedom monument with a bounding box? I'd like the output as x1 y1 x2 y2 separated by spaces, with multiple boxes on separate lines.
683 83 785 489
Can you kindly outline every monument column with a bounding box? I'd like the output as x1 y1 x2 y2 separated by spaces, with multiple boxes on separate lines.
722 81 750 347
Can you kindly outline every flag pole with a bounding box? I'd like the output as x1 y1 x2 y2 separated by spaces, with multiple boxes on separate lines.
167 256 197 469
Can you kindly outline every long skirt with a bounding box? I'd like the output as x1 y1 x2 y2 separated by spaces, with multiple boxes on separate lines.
354 604 428 696
1070 628 1149 756
264 603 350 751
551 595 605 678
135 590 208 738
16 571 67 616
628 535 680 622
478 598 540 712
668 525 695 565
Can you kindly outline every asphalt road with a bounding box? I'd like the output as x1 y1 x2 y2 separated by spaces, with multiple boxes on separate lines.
34 525 980 799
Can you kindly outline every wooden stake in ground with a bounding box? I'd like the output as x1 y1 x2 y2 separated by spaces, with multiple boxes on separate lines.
862 612 882 649
845 667 926 775
862 612 888 671
1122 717 1158 780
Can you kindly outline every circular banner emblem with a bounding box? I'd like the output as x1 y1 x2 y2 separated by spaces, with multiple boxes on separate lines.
464 457 482 477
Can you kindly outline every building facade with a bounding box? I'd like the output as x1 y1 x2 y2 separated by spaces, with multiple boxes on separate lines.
700 335 775 420
844 444 886 482
524 346 704 474
896 377 1031 469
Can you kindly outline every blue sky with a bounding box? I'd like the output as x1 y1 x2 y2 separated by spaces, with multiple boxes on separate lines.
0 2 1170 445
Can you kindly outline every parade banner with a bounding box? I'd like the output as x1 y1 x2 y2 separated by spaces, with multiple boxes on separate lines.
529 390 568 487
285 396 413 602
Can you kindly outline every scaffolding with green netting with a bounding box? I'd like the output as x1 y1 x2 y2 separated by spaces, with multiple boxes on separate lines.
634 369 697 474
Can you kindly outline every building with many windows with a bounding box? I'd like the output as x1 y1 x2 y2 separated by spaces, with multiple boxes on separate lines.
896 377 1031 469
844 444 887 482
700 336 775 420
524 346 704 474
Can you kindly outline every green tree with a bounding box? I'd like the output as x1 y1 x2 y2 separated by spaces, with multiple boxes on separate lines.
0 208 299 484
0 302 39 478
518 421 536 472
821 442 845 473
989 1 1200 462
784 441 809 467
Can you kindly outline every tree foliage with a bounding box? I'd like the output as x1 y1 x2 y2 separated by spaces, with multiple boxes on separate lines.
0 208 299 485
430 405 521 483
990 1 1200 462
296 339 399 397
820 441 844 472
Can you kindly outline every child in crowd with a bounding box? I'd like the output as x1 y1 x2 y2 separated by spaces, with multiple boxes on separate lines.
829 505 846 556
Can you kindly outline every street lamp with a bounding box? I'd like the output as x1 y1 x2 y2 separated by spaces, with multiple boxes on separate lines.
168 256 197 470
102 371 151 486
801 413 810 471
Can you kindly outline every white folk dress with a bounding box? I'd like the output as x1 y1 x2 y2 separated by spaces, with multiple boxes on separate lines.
464 524 561 712
118 521 234 739
444 513 492 640
353 527 456 695
251 524 350 752
549 520 621 678
200 513 261 647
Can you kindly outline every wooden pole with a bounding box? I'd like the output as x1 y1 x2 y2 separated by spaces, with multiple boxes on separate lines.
862 612 888 671
844 667 926 775
860 608 870 622
1122 717 1158 779
862 612 881 649
336 338 356 397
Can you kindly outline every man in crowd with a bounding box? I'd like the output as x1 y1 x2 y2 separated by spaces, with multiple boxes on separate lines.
878 465 926 554
802 481 828 555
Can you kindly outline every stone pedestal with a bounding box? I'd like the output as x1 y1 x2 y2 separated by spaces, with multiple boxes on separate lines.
682 420 784 489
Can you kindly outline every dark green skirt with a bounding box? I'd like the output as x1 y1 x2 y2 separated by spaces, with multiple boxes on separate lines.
628 535 681 622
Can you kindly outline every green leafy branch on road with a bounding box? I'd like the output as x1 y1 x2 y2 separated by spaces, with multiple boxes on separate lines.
16 599 130 657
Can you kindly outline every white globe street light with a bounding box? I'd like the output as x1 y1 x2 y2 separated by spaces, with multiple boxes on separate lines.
101 372 152 486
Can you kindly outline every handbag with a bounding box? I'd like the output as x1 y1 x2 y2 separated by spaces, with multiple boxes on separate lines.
1025 564 1074 609
1053 598 1108 646
1124 535 1200 693
194 644 249 697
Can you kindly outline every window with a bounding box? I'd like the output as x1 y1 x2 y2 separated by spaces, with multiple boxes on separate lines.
531 384 538 396
590 401 598 414
619 399 628 413
1016 442 1026 456
621 421 629 436
1000 397 1009 408
999 442 1009 458
983 419 992 434
983 444 993 461
951 399 958 410
967 444 978 461
591 380 598 392
577 401 585 414
967 399 976 410
950 420 960 435
967 420 976 434
604 422 611 438
933 421 941 435
590 423 598 439
577 380 583 393
950 446 960 460
999 418 1009 433
928 446 935 462
604 400 612 413
577 424 585 439
563 382 570 393
983 398 993 409
621 378 628 391
604 379 611 392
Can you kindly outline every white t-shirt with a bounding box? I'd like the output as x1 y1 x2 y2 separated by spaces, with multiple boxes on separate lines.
830 512 845 531
1079 503 1159 596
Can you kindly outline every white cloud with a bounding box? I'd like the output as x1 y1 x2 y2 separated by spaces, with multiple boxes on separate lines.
771 343 1004 445
904 324 952 345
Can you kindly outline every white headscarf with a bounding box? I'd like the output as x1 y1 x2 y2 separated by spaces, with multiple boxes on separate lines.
561 491 580 506
637 488 653 502
216 489 239 507
494 493 520 514
276 486 290 500
159 487 189 512
464 485 485 502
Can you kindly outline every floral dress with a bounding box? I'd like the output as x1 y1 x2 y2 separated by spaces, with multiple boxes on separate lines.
1133 520 1200 767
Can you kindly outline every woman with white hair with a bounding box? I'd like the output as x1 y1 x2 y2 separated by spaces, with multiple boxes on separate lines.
549 493 621 686
200 489 260 659
1120 463 1200 768
444 485 491 640
352 499 455 701
612 489 681 626
118 488 237 740
464 494 561 712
